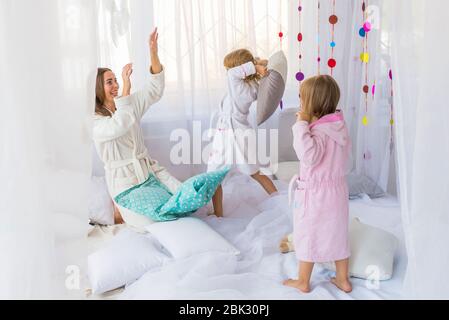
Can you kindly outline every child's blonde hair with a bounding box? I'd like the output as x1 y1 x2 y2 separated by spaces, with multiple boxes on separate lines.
224 49 261 82
300 75 341 120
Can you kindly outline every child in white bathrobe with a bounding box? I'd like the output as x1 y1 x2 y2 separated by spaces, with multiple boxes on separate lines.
208 49 278 216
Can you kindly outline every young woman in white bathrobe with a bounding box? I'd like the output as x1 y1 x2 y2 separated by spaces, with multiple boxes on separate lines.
93 28 223 226
208 49 278 212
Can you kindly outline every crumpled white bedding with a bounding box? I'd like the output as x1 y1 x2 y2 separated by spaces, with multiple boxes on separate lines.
109 173 406 300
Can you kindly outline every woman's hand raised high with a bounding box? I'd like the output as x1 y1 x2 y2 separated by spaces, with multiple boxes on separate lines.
122 63 133 82
149 27 159 55
149 27 162 74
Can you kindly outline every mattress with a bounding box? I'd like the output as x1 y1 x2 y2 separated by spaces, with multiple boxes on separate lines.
106 173 406 300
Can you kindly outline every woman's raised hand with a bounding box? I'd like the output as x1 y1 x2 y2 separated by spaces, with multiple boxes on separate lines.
149 27 159 55
121 63 133 97
149 27 162 74
122 63 133 82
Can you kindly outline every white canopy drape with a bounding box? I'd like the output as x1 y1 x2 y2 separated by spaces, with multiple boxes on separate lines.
391 0 449 299
0 0 97 299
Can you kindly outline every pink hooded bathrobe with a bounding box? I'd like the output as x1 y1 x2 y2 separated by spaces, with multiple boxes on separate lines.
289 112 351 263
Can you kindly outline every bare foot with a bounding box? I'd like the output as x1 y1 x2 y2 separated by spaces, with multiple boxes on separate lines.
331 277 353 293
279 241 290 254
208 211 223 218
283 279 311 293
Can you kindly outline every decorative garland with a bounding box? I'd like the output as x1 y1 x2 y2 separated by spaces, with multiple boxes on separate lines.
278 0 284 109
389 69 394 152
328 0 338 75
278 0 284 50
360 0 372 161
296 0 305 84
317 0 321 74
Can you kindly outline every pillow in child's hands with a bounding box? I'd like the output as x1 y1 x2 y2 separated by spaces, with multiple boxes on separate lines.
321 218 399 281
257 50 288 126
88 228 168 295
145 217 240 259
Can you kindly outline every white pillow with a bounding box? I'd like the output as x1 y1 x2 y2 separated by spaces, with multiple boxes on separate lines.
89 176 114 225
257 50 288 126
321 218 398 281
145 217 240 259
88 228 168 295
347 173 386 199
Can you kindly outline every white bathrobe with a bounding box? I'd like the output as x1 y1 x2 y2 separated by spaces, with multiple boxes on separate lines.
93 69 181 200
207 61 260 175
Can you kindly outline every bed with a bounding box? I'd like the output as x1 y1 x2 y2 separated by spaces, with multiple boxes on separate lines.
88 172 406 300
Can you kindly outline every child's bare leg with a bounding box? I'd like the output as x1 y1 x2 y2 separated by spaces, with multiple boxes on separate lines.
283 261 314 293
250 171 278 195
331 258 352 293
212 185 223 217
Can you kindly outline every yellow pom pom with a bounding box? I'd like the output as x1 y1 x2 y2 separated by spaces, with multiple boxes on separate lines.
360 52 370 63
362 116 369 126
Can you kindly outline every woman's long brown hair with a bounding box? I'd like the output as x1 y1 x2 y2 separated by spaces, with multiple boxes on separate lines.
95 68 113 117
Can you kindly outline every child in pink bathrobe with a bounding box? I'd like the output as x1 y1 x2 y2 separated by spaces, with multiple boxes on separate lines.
283 75 352 294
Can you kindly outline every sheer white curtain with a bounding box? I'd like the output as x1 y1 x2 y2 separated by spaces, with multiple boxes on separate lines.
0 0 97 299
96 0 292 180
95 0 395 190
391 0 449 299
97 0 132 76
344 0 394 192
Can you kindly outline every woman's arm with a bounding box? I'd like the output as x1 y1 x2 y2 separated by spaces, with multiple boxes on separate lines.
129 28 165 120
149 28 162 74
93 103 137 142
121 63 133 97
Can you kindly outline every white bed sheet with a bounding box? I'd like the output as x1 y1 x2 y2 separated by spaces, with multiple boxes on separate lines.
114 173 406 300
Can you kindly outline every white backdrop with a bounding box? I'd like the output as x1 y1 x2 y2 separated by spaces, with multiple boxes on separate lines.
0 0 97 299
94 0 395 194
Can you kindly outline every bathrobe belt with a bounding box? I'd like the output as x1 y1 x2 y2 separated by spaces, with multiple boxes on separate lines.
105 151 153 186
288 175 346 207
288 174 300 207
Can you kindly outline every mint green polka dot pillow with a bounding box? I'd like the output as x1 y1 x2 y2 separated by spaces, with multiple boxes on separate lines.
114 167 230 222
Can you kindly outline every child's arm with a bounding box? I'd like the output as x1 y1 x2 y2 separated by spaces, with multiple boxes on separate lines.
227 62 260 103
227 61 257 80
292 113 326 167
